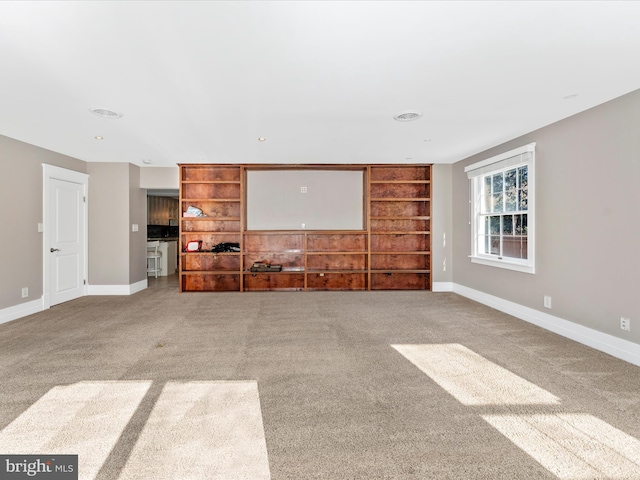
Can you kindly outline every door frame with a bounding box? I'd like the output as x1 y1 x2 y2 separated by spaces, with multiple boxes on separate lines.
42 164 89 309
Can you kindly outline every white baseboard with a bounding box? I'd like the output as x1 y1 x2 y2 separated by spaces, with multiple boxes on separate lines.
0 298 45 326
130 279 148 295
87 279 148 296
1 280 149 326
453 283 640 367
432 282 454 292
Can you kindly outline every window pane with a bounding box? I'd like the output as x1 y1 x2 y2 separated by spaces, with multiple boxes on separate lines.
503 235 527 259
492 193 503 212
489 236 500 255
520 236 528 259
492 173 503 193
502 215 513 235
515 214 527 235
492 174 503 214
504 169 517 212
484 175 492 194
481 176 492 214
490 216 500 235
519 166 528 211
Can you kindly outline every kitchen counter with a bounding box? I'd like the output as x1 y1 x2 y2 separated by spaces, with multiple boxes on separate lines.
147 237 179 242
147 240 178 276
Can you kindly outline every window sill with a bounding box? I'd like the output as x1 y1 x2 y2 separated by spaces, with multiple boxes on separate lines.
469 255 535 274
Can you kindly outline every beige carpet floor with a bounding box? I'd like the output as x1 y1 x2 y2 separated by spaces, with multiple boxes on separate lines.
1 275 639 479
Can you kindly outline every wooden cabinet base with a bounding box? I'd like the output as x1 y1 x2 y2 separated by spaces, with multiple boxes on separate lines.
243 273 304 291
181 274 240 292
307 272 367 291
370 272 430 290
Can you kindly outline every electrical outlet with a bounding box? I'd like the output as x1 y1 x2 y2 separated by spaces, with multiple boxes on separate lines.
443 258 446 272
620 317 631 332
300 186 307 193
543 295 552 309
21 287 28 298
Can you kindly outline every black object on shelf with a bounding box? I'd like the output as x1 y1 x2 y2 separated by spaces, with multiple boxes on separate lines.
250 263 282 272
211 242 241 253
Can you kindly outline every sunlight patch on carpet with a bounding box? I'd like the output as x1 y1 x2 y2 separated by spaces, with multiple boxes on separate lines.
0 381 151 479
483 413 640 479
392 343 560 405
118 381 271 480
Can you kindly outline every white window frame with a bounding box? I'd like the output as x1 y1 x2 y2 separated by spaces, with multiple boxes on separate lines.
465 143 535 274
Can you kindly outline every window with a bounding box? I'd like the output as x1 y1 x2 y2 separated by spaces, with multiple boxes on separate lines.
465 143 535 273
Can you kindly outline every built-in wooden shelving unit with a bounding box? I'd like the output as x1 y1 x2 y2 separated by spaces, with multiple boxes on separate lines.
369 165 431 290
179 164 431 292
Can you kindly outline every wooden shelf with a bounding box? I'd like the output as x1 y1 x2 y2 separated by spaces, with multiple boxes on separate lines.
369 165 431 290
371 216 430 220
371 251 430 254
181 216 241 221
307 269 368 273
370 180 430 184
370 198 430 201
371 269 431 273
181 198 240 202
181 180 241 184
370 231 430 234
306 251 367 255
244 270 305 274
181 251 240 255
179 164 431 292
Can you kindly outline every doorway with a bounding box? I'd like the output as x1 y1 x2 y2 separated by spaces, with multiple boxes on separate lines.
43 164 88 307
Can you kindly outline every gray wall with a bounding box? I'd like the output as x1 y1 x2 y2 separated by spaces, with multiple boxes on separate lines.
432 164 453 286
452 89 640 345
88 163 130 285
0 135 86 309
0 134 151 314
140 166 179 189
87 163 147 286
129 164 147 284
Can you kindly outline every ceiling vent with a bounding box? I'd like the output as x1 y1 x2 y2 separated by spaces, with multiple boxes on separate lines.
89 107 123 119
393 111 422 122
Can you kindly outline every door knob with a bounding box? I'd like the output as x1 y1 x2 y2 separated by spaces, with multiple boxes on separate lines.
50 248 61 252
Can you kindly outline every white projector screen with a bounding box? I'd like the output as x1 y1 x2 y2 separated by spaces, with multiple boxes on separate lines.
246 169 364 230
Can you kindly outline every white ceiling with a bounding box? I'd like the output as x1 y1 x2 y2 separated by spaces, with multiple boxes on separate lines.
1 1 639 167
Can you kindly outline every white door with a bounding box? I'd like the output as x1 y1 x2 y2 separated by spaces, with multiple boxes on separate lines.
44 165 88 307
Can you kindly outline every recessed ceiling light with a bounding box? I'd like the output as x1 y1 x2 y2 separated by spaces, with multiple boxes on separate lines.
393 111 422 122
94 136 104 140
563 94 578 100
258 137 266 142
89 107 123 119
142 159 152 164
